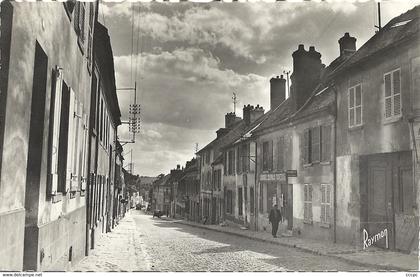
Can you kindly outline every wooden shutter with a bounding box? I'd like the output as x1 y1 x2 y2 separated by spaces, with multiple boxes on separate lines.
384 73 392 118
321 125 331 162
76 102 84 190
311 126 320 162
81 114 88 191
66 88 76 192
393 70 401 116
303 129 310 164
237 146 242 174
50 68 63 195
269 140 273 171
79 3 86 44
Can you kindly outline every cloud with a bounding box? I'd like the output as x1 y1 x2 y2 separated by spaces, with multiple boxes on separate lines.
114 47 269 131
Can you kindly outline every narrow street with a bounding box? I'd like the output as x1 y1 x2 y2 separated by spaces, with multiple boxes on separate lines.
76 210 376 272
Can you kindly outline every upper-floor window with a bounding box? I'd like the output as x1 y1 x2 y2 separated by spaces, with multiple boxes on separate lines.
228 150 235 175
241 143 250 173
262 141 273 171
206 150 210 164
74 2 86 52
384 68 401 119
348 83 363 128
302 125 331 165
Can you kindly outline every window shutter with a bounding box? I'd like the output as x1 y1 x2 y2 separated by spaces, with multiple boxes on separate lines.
384 73 392 118
321 125 331 162
76 102 84 190
311 127 320 162
50 68 63 195
66 88 76 192
393 70 401 116
81 114 88 191
79 3 86 44
348 88 355 127
269 140 273 171
355 85 362 125
237 146 242 174
303 129 309 164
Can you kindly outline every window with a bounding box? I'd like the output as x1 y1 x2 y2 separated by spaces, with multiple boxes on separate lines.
223 152 227 175
74 2 86 51
321 125 331 162
384 69 401 119
238 187 243 216
250 187 254 215
320 184 331 224
303 129 311 164
228 150 235 175
100 97 103 142
206 150 210 164
277 137 284 171
259 182 263 213
213 169 221 191
348 84 362 127
262 141 273 171
242 143 250 172
311 126 320 163
303 184 313 223
237 146 242 174
63 0 76 18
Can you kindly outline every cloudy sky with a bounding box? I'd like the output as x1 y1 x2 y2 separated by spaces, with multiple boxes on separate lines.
99 0 420 177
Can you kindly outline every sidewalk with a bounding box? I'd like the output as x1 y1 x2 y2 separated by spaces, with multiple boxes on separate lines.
167 217 418 271
73 212 151 272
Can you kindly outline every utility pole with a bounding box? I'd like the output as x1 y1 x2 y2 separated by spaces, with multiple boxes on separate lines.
283 70 291 98
232 92 237 114
374 2 382 32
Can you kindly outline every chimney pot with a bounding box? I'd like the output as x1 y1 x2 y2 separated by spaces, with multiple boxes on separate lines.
309 46 315 51
298 44 305 50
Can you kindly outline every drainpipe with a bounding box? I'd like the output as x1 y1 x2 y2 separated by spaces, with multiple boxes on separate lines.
332 83 338 244
254 140 258 231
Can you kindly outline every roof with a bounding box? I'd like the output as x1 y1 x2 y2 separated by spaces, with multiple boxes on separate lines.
331 5 420 77
252 97 294 132
153 174 170 187
94 22 122 126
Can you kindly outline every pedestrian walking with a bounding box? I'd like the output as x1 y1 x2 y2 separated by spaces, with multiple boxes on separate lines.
269 204 282 238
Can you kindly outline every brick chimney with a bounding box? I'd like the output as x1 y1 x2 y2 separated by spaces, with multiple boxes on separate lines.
338 32 356 57
270 75 286 110
216 128 229 138
290 44 323 112
243 104 265 125
225 112 241 129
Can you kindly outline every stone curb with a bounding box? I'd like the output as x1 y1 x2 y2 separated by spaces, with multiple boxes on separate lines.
168 218 414 272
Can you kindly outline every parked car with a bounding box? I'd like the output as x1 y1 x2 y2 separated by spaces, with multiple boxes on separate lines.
153 210 163 218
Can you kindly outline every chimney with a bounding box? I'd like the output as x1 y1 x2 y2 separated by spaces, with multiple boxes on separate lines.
270 75 286 110
177 164 180 170
290 44 323 112
225 112 241 129
338 32 356 57
243 104 265 125
216 128 229 138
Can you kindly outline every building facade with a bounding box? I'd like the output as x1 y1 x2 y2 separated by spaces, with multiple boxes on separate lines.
332 8 420 252
0 2 97 270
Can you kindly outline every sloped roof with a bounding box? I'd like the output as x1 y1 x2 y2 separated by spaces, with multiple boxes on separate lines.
252 97 294 132
331 5 420 77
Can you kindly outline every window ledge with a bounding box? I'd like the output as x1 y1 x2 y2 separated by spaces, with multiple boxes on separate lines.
320 222 331 229
383 116 402 125
348 125 364 132
303 163 312 168
51 193 63 203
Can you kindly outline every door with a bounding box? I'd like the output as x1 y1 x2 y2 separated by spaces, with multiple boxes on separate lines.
367 156 394 249
287 184 293 230
211 197 217 224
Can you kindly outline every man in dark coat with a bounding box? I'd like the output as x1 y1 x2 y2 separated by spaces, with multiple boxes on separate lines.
269 204 282 238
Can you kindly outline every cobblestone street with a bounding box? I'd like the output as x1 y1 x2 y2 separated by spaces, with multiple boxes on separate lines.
75 210 378 272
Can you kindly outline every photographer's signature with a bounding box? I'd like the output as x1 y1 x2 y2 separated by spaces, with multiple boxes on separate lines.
363 228 388 249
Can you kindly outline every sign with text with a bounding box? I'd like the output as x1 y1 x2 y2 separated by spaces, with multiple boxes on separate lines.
286 170 297 177
260 173 286 182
